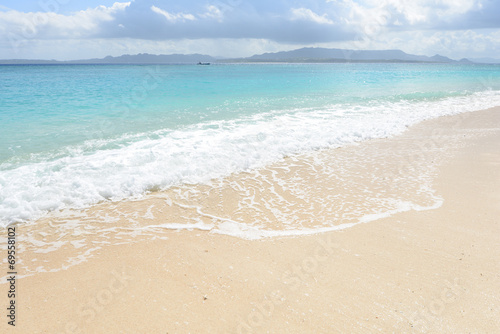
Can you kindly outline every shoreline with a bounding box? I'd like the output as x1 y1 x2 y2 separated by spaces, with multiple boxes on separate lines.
1 107 500 333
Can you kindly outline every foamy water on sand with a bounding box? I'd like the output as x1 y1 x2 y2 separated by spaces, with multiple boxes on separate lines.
4 109 494 279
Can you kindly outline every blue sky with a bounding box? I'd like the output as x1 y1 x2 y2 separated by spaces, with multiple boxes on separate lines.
0 0 499 60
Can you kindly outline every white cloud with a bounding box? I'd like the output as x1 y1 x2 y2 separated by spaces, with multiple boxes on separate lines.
334 0 482 28
198 5 224 22
290 8 334 25
150 5 196 22
0 2 130 40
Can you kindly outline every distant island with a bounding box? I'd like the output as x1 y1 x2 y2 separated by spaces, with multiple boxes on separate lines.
1 47 499 65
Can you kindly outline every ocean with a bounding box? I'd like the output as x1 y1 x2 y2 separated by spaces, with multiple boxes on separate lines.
1 62 500 227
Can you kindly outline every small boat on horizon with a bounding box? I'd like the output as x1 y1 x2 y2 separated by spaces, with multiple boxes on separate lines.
197 62 210 65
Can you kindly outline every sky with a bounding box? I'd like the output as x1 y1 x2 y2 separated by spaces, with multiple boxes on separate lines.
0 0 499 60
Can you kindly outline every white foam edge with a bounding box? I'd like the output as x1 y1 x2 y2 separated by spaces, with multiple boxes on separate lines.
168 196 445 240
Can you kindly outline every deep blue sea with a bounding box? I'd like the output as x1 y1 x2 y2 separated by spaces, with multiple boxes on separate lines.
1 63 500 225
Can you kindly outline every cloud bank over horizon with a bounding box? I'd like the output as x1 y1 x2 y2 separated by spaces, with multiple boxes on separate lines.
0 0 499 60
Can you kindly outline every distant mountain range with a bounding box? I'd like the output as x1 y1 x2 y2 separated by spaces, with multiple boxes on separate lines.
230 48 474 63
0 53 216 64
1 48 498 64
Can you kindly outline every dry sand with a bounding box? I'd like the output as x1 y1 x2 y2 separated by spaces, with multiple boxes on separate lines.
1 107 499 333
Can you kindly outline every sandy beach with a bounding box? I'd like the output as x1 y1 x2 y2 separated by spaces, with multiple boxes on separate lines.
2 107 500 333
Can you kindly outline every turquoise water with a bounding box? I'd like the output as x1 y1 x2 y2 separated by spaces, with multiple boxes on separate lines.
1 63 500 224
